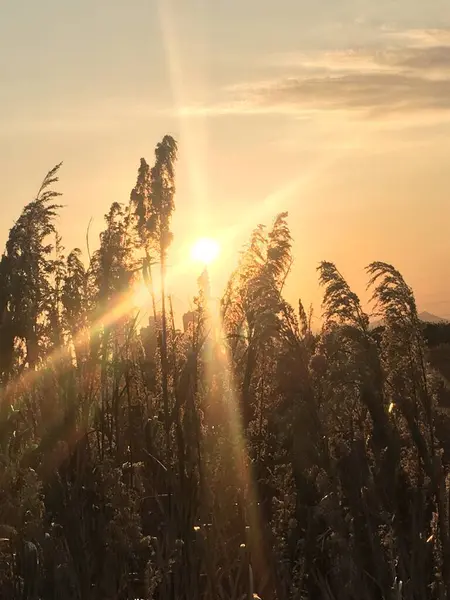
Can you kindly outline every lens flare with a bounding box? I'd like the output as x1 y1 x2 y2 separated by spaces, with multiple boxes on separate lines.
190 237 220 265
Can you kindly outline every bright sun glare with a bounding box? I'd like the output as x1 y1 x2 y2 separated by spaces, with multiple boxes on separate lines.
190 237 220 265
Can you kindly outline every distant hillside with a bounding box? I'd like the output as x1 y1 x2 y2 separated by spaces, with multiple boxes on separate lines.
370 311 448 329
419 311 448 324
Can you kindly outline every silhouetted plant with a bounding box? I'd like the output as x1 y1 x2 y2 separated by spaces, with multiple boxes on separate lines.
1 145 450 600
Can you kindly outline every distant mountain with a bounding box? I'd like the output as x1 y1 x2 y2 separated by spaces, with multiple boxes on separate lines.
370 311 447 329
418 311 447 324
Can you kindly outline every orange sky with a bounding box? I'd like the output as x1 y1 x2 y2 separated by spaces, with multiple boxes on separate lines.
1 0 450 319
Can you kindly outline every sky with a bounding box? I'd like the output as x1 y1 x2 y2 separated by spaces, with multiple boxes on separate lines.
1 0 450 320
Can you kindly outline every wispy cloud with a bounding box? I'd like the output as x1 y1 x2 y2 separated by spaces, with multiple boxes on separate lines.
384 28 450 48
243 73 450 115
183 28 450 121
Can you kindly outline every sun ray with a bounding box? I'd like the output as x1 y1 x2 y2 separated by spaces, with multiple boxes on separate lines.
199 283 273 592
204 121 379 268
157 0 209 224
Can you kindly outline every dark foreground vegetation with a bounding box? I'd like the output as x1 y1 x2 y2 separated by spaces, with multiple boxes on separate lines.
0 135 450 600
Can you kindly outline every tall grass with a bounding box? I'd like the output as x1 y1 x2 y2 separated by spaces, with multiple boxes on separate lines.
0 141 449 599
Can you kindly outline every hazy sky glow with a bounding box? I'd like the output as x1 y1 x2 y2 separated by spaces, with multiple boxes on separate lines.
1 0 450 318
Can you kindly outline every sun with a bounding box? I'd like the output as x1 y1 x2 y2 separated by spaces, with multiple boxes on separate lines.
190 237 220 265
